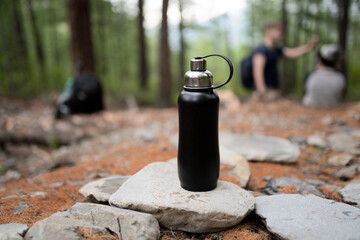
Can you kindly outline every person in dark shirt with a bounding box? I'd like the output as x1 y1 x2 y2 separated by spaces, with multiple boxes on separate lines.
252 22 319 99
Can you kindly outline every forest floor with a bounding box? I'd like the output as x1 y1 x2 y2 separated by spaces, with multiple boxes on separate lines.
0 92 360 239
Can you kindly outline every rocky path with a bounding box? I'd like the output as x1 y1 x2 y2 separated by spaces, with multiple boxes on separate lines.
0 94 360 239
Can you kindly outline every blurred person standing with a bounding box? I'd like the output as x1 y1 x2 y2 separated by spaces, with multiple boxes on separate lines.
241 22 319 100
303 45 345 107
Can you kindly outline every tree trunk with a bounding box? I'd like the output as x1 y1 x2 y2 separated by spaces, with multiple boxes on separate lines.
138 0 148 89
12 0 27 60
178 0 185 89
281 0 289 95
0 4 14 95
337 0 351 80
159 0 172 107
67 0 95 74
26 0 44 69
96 0 107 76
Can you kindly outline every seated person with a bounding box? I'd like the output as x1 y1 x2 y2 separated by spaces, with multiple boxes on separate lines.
55 62 104 119
302 45 346 107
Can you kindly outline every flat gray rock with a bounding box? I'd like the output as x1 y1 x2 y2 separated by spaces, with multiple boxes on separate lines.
167 146 251 188
69 202 160 240
255 194 360 240
327 132 360 154
109 162 254 233
340 180 360 208
0 223 28 240
219 133 300 163
24 216 112 240
78 175 130 203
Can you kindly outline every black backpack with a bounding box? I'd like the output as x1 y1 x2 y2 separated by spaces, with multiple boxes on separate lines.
240 55 254 89
66 72 104 114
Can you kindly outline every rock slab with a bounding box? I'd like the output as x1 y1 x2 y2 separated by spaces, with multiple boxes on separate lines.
69 202 160 240
24 216 112 240
220 133 300 163
340 180 360 208
255 194 360 240
109 162 254 233
0 223 28 240
78 175 130 203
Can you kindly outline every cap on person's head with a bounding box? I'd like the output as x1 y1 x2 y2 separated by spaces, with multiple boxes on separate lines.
318 44 340 67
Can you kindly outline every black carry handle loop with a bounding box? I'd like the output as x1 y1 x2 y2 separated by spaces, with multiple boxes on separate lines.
201 54 234 89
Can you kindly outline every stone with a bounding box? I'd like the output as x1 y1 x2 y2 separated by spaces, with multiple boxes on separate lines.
24 216 112 240
167 146 251 188
290 136 307 146
217 89 241 112
219 133 300 163
14 202 29 214
334 164 359 180
49 182 65 188
78 175 130 203
0 223 28 240
264 177 323 196
109 162 254 233
307 134 326 148
327 132 360 154
304 178 326 186
340 180 360 208
69 202 160 240
255 194 360 240
328 153 353 166
28 191 47 197
219 146 251 187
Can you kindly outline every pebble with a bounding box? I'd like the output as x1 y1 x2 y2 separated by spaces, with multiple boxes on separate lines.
264 177 323 196
255 194 360 240
109 162 254 233
28 191 47 197
49 182 66 188
290 136 307 146
14 202 29 214
307 134 326 148
327 132 360 155
304 178 326 186
328 153 353 166
334 164 359 180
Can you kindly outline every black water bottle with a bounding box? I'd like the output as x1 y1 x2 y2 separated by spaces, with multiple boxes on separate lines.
177 54 233 192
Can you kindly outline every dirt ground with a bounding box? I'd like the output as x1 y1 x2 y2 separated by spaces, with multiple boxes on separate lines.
0 95 359 239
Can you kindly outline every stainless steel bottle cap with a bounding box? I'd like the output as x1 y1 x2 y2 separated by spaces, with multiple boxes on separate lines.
184 58 213 89
191 57 206 71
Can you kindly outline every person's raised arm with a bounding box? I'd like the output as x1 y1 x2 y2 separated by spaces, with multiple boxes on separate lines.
252 53 267 93
283 35 319 59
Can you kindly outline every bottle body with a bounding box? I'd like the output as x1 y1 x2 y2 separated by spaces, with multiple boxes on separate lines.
177 88 220 191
